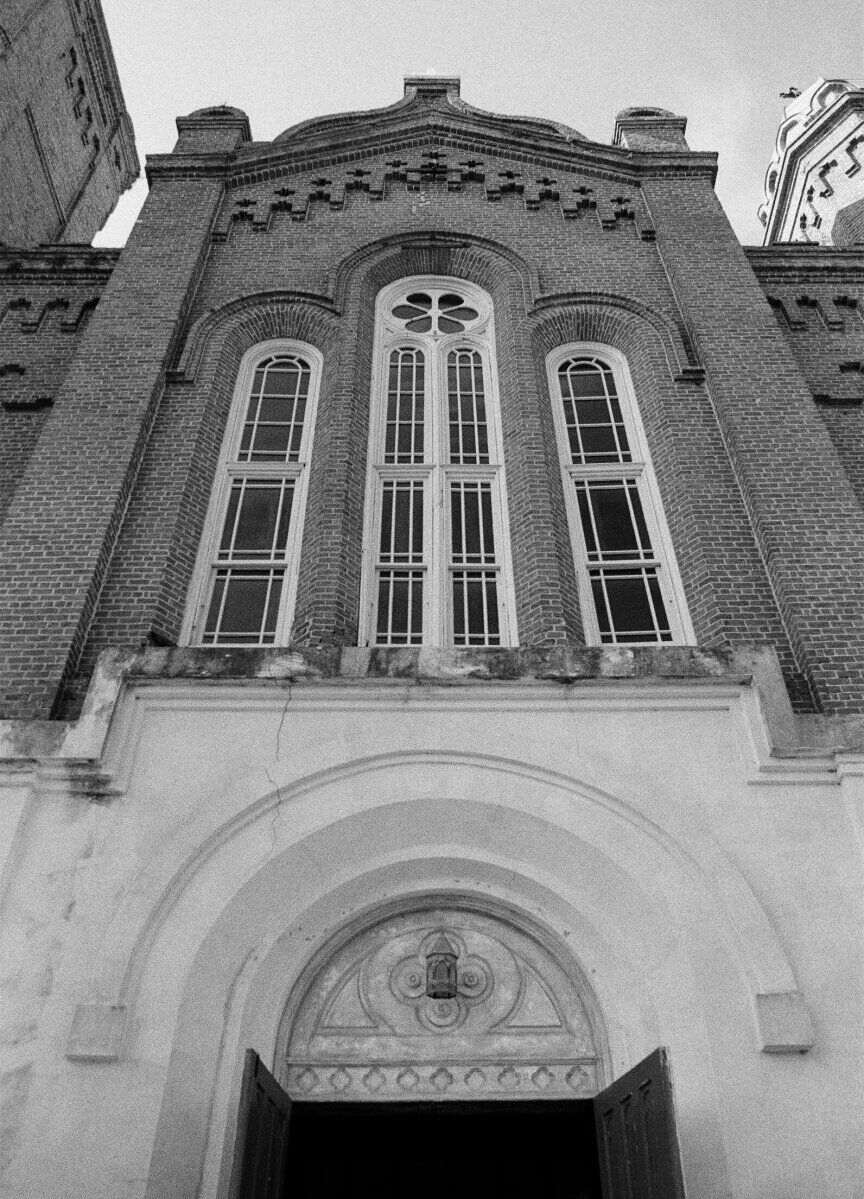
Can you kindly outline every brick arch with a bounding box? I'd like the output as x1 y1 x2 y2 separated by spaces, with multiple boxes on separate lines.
330 229 539 310
170 291 339 384
291 233 582 648
76 301 342 691
532 291 701 382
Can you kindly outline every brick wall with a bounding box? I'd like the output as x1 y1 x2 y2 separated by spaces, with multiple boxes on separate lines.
0 247 116 522
748 245 864 508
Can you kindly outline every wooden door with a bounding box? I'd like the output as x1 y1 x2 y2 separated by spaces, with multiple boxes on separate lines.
228 1049 292 1199
593 1047 685 1199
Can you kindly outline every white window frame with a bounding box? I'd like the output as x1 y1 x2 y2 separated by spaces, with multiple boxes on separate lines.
182 338 323 646
360 277 519 647
546 342 694 646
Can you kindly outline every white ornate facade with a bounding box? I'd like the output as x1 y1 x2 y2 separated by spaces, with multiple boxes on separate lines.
759 77 864 245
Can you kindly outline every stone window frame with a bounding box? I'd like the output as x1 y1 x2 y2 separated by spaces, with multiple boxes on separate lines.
546 342 694 647
182 338 323 646
359 277 519 648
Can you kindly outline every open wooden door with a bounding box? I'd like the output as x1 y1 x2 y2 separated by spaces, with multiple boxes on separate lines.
228 1049 291 1199
593 1047 686 1199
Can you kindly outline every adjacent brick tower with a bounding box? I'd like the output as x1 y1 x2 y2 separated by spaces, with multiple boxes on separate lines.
0 0 138 245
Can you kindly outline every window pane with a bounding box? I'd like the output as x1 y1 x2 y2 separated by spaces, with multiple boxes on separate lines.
375 570 424 645
379 481 423 564
452 571 500 645
203 568 284 644
385 348 425 464
450 482 495 565
558 358 630 464
447 349 489 464
575 480 653 561
217 480 294 561
589 567 671 644
240 355 310 462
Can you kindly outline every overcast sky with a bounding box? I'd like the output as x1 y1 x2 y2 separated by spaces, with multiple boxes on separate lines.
94 0 863 248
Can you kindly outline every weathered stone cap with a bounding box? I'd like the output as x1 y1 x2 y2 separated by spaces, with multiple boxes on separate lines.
613 107 689 151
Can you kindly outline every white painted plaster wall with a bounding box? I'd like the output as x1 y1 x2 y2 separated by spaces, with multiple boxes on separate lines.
0 675 862 1199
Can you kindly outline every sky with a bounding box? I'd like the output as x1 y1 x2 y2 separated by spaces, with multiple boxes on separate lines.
94 0 864 248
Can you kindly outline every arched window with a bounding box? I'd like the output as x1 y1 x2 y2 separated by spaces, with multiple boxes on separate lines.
183 340 322 646
547 345 693 645
361 280 517 647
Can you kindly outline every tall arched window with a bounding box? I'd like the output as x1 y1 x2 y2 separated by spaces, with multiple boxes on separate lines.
547 344 693 645
183 340 322 646
361 279 517 647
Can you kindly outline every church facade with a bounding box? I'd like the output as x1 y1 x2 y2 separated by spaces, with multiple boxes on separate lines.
0 78 863 1198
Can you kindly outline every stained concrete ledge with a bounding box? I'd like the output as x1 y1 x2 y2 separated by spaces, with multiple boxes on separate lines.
2 643 864 769
124 642 756 685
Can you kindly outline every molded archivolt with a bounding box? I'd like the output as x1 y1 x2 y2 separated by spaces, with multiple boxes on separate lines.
94 749 799 1020
532 291 701 383
169 292 339 385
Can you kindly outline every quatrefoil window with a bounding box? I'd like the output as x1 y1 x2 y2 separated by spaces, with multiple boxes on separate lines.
391 290 480 334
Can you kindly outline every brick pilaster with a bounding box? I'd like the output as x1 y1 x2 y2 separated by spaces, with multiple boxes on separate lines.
644 172 864 713
0 109 249 717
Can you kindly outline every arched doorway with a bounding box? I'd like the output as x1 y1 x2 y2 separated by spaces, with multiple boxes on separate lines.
226 903 685 1198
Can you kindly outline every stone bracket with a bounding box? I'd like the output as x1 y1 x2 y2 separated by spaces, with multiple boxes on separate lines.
66 1003 128 1063
755 991 815 1053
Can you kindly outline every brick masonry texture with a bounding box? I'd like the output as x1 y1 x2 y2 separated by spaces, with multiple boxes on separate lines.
4 87 864 717
0 247 117 522
0 0 138 247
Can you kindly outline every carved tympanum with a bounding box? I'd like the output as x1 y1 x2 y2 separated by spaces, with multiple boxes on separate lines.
282 907 602 1100
390 929 493 1030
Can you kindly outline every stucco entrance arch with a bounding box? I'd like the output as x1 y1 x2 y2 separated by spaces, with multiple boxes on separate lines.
99 737 797 1198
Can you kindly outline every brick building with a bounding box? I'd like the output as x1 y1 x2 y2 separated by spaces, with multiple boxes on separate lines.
0 0 138 245
0 77 863 1198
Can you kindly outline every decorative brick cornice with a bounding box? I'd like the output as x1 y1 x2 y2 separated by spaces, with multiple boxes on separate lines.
746 244 864 281
146 122 718 190
0 246 119 283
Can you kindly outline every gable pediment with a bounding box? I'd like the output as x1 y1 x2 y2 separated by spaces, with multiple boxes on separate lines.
226 77 643 188
150 78 717 193
271 76 587 153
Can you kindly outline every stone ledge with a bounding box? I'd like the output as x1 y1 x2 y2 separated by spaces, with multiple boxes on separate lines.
123 643 754 685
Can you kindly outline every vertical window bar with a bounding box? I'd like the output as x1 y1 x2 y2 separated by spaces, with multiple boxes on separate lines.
605 370 628 463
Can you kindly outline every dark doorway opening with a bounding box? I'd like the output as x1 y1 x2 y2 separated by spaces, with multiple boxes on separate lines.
228 1048 685 1199
287 1099 602 1199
